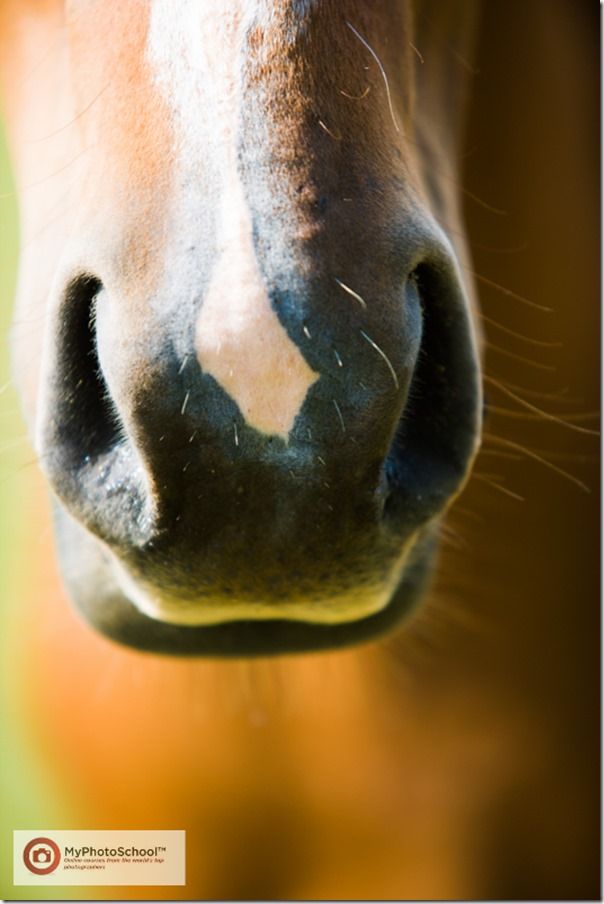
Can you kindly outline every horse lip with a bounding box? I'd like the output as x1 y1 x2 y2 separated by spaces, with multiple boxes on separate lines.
53 499 438 656
106 542 413 627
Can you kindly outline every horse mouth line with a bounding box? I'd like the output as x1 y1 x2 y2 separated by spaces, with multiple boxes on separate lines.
55 502 436 656
108 544 413 628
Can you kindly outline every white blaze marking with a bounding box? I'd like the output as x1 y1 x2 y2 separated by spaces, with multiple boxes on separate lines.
147 1 318 440
195 153 318 438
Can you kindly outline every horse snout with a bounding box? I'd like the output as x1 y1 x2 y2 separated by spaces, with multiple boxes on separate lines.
37 227 480 654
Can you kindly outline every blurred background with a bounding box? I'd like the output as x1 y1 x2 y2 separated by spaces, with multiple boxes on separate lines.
0 0 599 900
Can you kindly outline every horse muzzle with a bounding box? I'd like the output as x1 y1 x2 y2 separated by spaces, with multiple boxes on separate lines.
37 212 481 656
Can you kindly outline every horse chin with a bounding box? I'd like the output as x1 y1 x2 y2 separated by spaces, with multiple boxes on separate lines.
52 501 437 657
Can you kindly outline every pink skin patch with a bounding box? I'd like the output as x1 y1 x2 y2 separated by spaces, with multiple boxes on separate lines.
195 174 318 439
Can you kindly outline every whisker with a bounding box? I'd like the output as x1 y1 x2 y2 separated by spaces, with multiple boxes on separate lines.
423 596 490 637
409 41 424 64
486 375 579 405
340 86 370 100
13 34 69 93
438 522 468 549
483 432 591 493
526 448 599 464
449 46 479 75
484 375 599 436
318 118 342 140
0 145 93 199
469 270 552 312
334 277 367 309
459 186 507 216
438 531 466 551
486 342 556 372
0 456 41 487
359 330 399 389
20 199 74 249
448 504 485 524
345 21 401 133
473 469 506 482
27 82 111 143
472 472 525 502
480 312 561 348
333 399 345 433
487 405 600 427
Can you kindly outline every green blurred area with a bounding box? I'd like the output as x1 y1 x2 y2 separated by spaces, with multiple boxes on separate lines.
0 125 75 901
0 125 22 582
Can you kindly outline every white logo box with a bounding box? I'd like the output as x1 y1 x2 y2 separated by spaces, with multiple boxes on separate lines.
13 830 185 886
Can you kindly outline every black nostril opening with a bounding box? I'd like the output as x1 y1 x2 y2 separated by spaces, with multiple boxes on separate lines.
384 260 480 524
53 276 123 466
44 275 155 547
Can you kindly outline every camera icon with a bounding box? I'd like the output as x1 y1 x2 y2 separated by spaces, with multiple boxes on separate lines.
32 847 52 864
23 836 61 874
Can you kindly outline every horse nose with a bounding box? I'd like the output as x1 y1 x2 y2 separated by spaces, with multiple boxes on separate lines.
40 272 415 534
37 220 480 621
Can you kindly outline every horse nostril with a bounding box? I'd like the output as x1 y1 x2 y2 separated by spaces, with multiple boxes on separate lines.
39 275 155 546
384 257 481 526
50 276 123 464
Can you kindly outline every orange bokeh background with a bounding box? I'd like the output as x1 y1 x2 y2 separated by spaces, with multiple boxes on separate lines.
0 1 599 899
